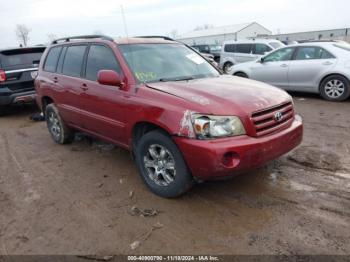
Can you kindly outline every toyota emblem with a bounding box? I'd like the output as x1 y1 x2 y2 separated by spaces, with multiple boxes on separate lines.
274 112 283 122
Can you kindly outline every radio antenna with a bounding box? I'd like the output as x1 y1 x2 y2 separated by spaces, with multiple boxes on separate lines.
120 5 129 38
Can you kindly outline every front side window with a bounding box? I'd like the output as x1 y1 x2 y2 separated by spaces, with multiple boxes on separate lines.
62 45 87 77
85 45 121 81
254 44 272 55
295 47 335 60
264 47 295 62
236 44 252 54
44 47 62 72
118 44 219 83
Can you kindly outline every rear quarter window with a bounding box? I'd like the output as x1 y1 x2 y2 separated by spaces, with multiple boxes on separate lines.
44 47 62 72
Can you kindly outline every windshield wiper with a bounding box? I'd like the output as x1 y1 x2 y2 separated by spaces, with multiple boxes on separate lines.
158 76 196 82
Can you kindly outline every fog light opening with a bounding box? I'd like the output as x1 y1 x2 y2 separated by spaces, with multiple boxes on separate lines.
222 152 240 168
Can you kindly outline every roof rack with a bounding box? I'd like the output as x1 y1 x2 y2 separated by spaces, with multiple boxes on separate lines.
134 36 175 41
51 35 114 44
297 40 338 43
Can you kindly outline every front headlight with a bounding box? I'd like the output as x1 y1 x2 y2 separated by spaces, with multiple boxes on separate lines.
192 114 246 139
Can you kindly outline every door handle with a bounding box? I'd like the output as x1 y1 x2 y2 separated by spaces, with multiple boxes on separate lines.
80 83 88 91
280 64 288 68
53 77 58 83
322 61 333 66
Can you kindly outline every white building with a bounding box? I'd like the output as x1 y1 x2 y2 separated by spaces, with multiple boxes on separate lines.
176 22 272 45
272 28 350 43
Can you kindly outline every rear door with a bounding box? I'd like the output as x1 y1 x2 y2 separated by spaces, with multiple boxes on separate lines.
55 44 88 125
234 44 256 63
0 47 45 92
79 44 128 146
288 46 337 91
249 47 296 88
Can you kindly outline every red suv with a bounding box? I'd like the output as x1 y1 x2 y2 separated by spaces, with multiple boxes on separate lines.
35 35 303 198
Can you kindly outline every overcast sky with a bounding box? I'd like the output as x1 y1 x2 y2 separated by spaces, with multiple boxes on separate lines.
1 0 349 48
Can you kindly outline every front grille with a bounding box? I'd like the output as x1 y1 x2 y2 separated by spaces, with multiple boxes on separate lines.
251 102 294 137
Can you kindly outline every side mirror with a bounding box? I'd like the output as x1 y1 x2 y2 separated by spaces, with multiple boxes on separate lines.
260 57 265 63
97 70 123 88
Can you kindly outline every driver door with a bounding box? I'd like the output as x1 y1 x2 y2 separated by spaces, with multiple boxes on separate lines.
249 47 296 88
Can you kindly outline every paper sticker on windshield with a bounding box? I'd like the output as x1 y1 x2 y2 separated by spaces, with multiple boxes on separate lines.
186 53 205 65
135 72 157 82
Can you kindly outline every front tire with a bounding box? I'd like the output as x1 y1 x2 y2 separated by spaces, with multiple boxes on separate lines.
45 104 74 144
320 75 350 102
135 130 194 198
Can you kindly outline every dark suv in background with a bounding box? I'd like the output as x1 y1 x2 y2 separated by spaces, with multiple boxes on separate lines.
191 44 221 62
0 46 46 114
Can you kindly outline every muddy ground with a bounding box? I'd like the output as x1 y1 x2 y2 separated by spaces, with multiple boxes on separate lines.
0 93 349 256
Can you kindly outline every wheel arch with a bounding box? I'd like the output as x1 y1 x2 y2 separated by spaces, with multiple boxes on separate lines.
318 73 350 91
130 121 172 155
41 96 55 114
233 71 249 78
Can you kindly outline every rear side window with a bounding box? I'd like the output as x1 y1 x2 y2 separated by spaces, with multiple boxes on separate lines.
254 44 272 55
62 45 87 77
224 44 236 53
295 47 335 60
85 45 121 81
236 44 252 54
44 47 62 72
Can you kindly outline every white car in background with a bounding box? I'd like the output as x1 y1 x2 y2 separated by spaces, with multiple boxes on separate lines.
229 41 350 101
219 39 285 73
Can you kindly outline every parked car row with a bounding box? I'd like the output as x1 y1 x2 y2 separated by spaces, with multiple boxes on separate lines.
229 41 350 101
31 35 303 198
219 39 285 73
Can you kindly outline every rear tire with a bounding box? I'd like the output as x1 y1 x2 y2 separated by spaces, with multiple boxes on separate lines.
135 130 194 198
320 75 350 102
223 62 234 74
45 104 74 144
234 72 248 78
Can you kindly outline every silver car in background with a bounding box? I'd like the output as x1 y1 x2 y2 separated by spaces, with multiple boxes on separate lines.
229 41 350 101
220 39 285 73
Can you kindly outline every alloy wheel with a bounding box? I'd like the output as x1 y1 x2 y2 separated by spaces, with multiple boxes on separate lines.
143 144 176 186
324 79 345 98
48 112 61 140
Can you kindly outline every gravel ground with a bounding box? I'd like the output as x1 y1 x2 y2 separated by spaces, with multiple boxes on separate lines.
0 94 349 255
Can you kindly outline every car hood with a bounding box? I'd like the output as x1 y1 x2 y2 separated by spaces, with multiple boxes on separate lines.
146 75 292 115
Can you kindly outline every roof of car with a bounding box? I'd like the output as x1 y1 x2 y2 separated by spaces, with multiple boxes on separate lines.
50 35 178 46
114 37 177 45
222 39 283 45
0 46 46 53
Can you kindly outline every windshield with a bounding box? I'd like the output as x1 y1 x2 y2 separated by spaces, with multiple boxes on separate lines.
118 44 219 83
334 43 350 52
269 42 284 49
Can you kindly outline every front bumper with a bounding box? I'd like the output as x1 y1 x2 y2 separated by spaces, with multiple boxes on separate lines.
0 87 36 106
173 116 303 180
